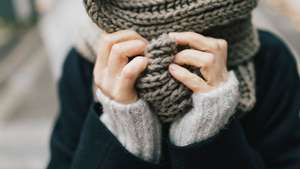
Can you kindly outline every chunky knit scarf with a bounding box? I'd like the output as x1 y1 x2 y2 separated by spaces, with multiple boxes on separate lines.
76 0 260 122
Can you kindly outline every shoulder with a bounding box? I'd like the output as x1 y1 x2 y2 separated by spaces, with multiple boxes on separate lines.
254 30 299 97
61 48 94 82
241 30 300 140
254 30 299 76
58 48 95 112
243 30 300 138
60 48 94 90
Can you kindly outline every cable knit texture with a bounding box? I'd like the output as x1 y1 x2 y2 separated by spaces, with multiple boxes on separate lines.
136 34 195 122
170 71 240 146
96 89 161 163
77 0 260 122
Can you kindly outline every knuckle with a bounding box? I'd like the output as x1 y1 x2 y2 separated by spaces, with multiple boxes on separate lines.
210 42 220 50
176 50 187 59
93 69 104 86
111 89 119 99
93 74 102 87
211 39 227 50
193 85 206 93
124 29 136 34
96 50 102 59
182 49 193 55
191 77 206 92
101 33 113 45
218 39 228 49
191 83 202 92
132 40 147 50
137 40 148 47
177 49 191 60
93 69 99 81
124 29 141 39
111 44 123 56
191 74 200 83
186 32 198 41
121 68 135 80
205 53 216 66
93 68 97 77
185 31 197 37
93 67 107 87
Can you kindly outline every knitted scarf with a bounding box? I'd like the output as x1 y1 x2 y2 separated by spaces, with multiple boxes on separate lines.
76 0 260 122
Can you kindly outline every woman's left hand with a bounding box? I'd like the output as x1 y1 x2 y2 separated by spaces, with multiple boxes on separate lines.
168 32 229 93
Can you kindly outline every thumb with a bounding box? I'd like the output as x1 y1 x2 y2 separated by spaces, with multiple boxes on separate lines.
119 56 149 92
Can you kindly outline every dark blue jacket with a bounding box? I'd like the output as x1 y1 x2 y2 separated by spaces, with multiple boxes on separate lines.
47 31 300 169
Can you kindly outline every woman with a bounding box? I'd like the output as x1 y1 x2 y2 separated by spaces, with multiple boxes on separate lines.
47 0 300 169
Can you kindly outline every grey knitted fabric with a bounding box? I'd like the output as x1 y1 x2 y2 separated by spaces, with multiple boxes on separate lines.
79 0 260 122
96 88 161 163
136 34 195 122
170 71 240 146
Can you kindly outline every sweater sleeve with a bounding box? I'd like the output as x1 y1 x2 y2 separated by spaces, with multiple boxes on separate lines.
96 88 162 163
167 31 300 169
169 71 240 146
47 49 163 169
167 71 266 169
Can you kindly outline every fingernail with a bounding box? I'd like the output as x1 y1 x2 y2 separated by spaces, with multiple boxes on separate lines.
147 58 154 62
169 64 176 71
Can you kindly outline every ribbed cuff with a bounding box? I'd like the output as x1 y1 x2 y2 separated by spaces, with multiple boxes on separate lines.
96 89 162 163
169 71 240 146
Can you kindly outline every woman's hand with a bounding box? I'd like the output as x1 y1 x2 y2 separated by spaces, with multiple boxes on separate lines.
94 30 162 163
168 32 229 93
94 30 149 104
167 32 240 146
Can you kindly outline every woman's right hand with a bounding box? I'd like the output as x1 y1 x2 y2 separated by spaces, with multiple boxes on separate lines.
94 30 149 104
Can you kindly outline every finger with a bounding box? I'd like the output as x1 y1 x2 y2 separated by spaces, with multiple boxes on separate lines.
174 49 215 68
108 40 147 75
168 32 227 53
174 49 215 81
95 30 148 72
168 64 212 93
118 56 149 91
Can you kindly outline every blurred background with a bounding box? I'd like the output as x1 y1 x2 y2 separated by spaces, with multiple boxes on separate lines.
0 0 299 169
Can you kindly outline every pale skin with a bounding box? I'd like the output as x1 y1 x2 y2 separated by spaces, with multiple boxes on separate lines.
94 30 229 104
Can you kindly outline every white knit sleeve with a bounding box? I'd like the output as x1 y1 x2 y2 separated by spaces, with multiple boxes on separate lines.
169 71 240 146
95 89 161 163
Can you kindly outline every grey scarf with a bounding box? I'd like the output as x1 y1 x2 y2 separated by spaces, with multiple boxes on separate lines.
76 0 260 122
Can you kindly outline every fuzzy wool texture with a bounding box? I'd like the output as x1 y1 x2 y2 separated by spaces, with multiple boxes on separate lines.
96 71 239 162
96 89 162 163
136 34 194 122
78 0 260 122
170 71 240 146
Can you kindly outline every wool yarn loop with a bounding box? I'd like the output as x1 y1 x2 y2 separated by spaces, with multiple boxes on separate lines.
136 34 195 122
80 0 260 122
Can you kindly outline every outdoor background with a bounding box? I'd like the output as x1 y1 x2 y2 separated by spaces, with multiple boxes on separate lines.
0 0 299 169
